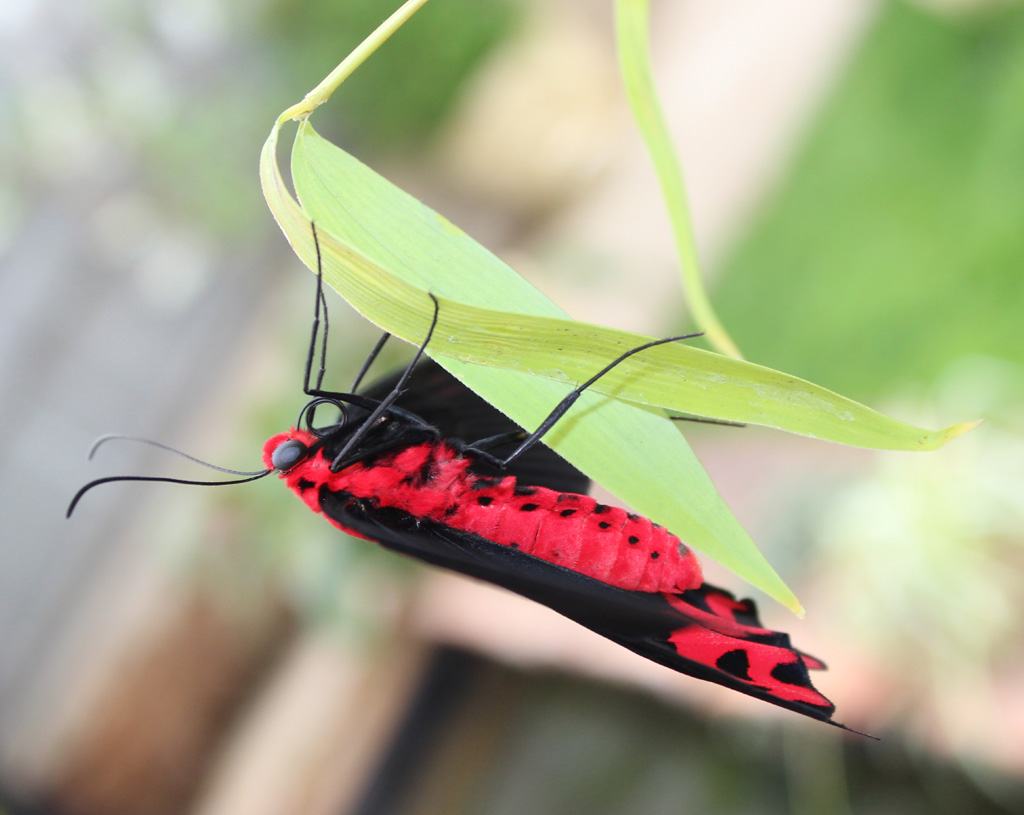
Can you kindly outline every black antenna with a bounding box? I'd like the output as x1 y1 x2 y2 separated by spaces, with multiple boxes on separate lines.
67 435 271 517
88 434 269 474
67 471 271 518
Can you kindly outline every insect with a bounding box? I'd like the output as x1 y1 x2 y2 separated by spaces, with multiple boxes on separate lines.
71 225 854 732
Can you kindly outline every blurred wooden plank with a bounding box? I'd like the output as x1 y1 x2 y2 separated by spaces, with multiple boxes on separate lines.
47 592 293 815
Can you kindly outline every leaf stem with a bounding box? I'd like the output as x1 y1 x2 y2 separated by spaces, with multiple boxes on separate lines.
277 0 431 125
615 0 742 359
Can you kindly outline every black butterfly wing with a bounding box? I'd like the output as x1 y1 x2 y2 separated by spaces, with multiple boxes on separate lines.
320 488 850 730
359 360 589 494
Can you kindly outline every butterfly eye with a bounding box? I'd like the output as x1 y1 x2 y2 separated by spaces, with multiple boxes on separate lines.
271 439 309 472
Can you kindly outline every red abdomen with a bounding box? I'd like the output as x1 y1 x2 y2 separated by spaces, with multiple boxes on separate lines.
264 431 703 594
444 475 702 593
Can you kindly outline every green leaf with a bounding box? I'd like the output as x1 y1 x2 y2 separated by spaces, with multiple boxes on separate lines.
262 118 809 612
615 0 740 357
285 123 975 451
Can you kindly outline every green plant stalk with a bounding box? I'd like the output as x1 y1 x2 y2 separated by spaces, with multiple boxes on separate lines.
277 0 431 124
615 0 742 359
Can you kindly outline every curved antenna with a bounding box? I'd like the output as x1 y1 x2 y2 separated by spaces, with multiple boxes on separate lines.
67 470 272 518
88 434 268 476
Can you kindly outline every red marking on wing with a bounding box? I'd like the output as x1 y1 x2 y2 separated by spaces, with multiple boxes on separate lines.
665 589 771 640
667 626 835 708
663 587 833 709
800 654 826 671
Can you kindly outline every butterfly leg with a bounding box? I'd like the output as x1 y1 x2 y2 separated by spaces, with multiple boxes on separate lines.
462 332 701 469
350 331 392 392
302 222 333 397
327 294 441 470
300 222 395 398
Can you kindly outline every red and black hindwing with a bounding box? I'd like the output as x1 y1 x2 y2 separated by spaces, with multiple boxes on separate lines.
319 487 838 723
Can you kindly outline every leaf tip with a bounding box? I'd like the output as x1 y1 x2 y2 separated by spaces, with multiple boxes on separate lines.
932 418 983 448
766 583 804 617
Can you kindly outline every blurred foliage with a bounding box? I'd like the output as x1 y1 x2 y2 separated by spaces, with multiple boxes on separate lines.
704 0 1024 780
262 0 520 152
713 0 1024 401
2 0 518 241
817 357 1024 703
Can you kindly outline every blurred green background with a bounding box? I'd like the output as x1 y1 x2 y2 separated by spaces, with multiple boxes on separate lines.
1 1 1022 813
715 0 1024 400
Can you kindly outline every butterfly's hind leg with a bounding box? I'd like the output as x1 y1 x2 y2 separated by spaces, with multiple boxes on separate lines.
462 332 702 469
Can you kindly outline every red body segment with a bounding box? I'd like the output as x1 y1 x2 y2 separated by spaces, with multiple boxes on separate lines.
263 428 703 594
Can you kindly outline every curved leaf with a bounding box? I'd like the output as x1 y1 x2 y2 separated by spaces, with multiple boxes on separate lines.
289 124 974 451
262 119 804 612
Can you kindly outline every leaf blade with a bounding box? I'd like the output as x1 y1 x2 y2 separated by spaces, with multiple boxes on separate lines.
262 118 805 611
